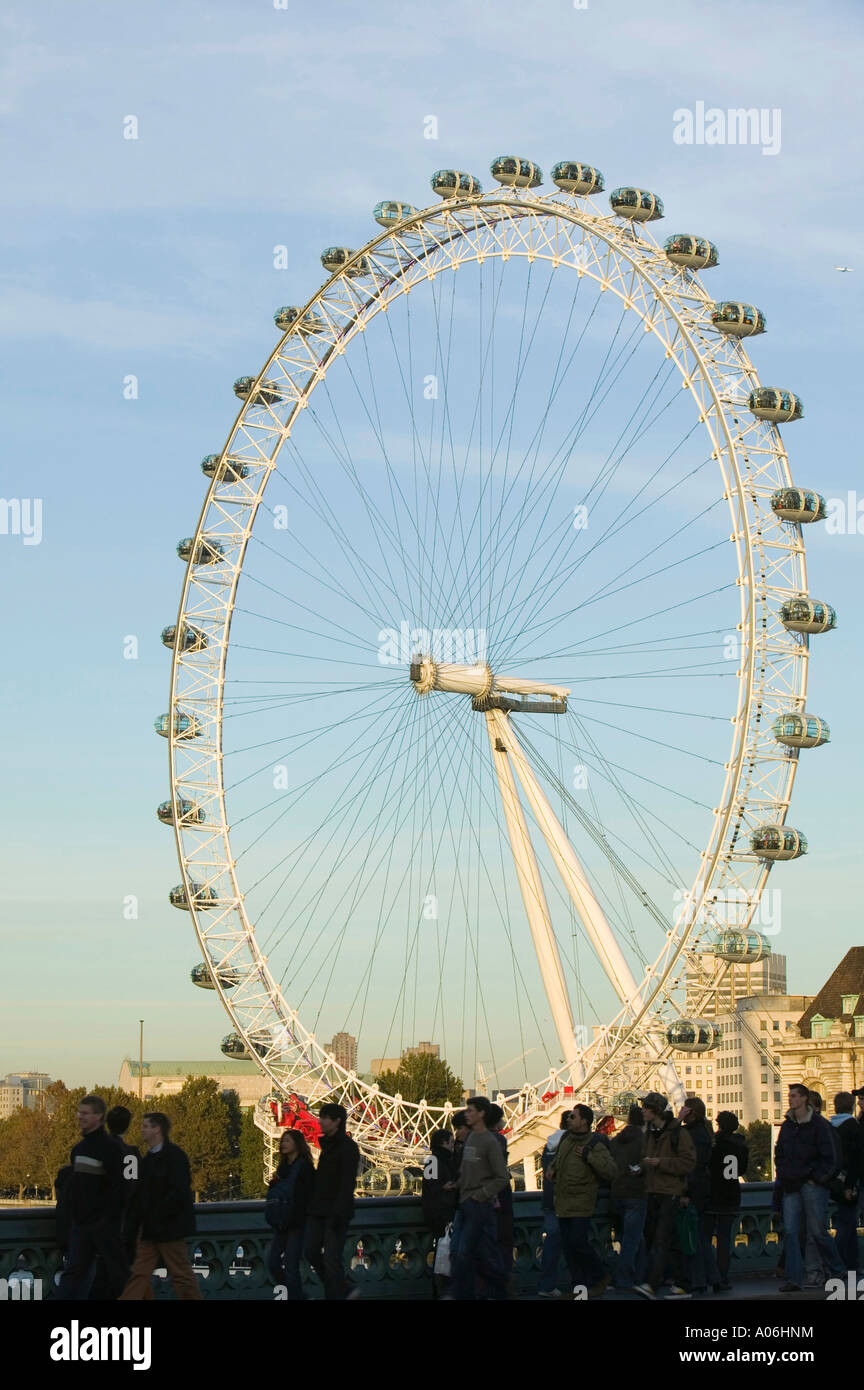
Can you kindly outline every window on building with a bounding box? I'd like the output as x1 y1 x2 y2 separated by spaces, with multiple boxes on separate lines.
760 1020 767 1030
686 1065 692 1074
773 1021 780 1031
841 994 859 1015
761 1073 768 1084
706 1065 712 1074
854 1018 864 1039
761 1110 768 1120
774 1091 781 1100
696 1066 702 1075
707 1094 713 1102
761 1091 768 1102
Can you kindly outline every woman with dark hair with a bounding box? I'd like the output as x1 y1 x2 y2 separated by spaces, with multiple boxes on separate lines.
680 1097 717 1294
422 1128 458 1296
265 1128 315 1298
705 1111 748 1291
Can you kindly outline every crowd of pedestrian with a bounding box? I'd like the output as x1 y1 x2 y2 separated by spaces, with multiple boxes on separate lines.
48 1081 863 1301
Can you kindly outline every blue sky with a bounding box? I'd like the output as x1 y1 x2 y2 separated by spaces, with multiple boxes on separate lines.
1 0 862 1088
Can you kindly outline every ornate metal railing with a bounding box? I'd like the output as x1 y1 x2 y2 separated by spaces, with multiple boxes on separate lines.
0 1186 784 1299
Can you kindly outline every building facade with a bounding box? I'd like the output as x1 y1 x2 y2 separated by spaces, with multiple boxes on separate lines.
118 1058 270 1108
671 993 812 1126
324 1032 358 1072
0 1072 52 1119
776 948 864 1100
685 950 787 1017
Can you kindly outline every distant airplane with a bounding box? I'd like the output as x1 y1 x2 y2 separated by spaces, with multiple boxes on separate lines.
834 266 854 272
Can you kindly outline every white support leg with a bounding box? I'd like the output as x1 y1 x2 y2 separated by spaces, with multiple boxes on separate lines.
488 709 643 1017
484 713 584 1083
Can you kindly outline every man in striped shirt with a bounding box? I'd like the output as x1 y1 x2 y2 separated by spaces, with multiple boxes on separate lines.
55 1094 128 1300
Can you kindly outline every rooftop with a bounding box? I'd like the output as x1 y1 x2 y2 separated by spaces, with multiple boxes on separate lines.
797 947 864 1037
122 1058 261 1077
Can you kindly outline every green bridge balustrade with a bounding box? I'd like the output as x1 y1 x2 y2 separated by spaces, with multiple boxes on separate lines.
0 1186 784 1300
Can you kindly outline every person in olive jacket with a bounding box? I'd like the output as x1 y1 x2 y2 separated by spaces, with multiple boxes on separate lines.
609 1104 647 1290
549 1104 618 1296
633 1092 696 1300
118 1113 202 1300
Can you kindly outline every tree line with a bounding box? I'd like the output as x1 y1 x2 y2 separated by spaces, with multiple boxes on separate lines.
0 1077 267 1201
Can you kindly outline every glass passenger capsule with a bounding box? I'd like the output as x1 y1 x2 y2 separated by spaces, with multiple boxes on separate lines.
320 247 370 277
663 234 719 270
373 200 418 228
154 711 201 740
770 488 826 523
710 302 766 337
772 712 830 749
191 961 242 990
750 824 808 860
779 598 837 634
233 376 283 407
609 187 664 221
430 169 483 200
490 156 542 188
551 161 604 195
169 882 219 910
201 454 250 482
273 306 328 336
611 1089 640 1114
221 1032 250 1059
177 536 225 566
749 388 803 423
713 929 769 963
161 623 208 653
665 1019 718 1052
157 796 205 826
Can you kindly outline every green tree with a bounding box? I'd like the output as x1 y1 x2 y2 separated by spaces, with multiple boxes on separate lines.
744 1120 772 1180
240 1108 267 1197
0 1107 55 1197
374 1051 463 1106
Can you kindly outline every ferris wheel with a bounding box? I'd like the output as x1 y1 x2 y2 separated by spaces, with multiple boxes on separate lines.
158 155 833 1169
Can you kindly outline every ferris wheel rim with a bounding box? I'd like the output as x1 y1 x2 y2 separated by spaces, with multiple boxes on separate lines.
166 179 810 1141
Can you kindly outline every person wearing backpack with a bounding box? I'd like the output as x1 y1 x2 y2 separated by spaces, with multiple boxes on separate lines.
265 1128 315 1298
705 1110 748 1291
548 1104 617 1298
774 1083 846 1292
633 1091 696 1301
609 1104 647 1291
828 1092 864 1275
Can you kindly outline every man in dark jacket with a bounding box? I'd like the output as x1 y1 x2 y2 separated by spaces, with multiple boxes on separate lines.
679 1098 715 1292
633 1091 695 1300
610 1104 646 1290
89 1105 142 1298
55 1094 128 1300
774 1083 845 1292
304 1103 360 1300
118 1112 201 1300
705 1110 748 1290
538 1110 571 1297
829 1092 864 1274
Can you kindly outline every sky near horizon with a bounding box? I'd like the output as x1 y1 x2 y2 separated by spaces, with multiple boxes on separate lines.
1 0 862 1090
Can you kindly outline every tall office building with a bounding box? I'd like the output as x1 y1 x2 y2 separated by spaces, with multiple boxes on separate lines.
685 949 787 1018
324 1032 358 1072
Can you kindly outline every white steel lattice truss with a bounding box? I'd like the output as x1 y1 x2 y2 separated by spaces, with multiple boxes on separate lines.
166 182 817 1169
